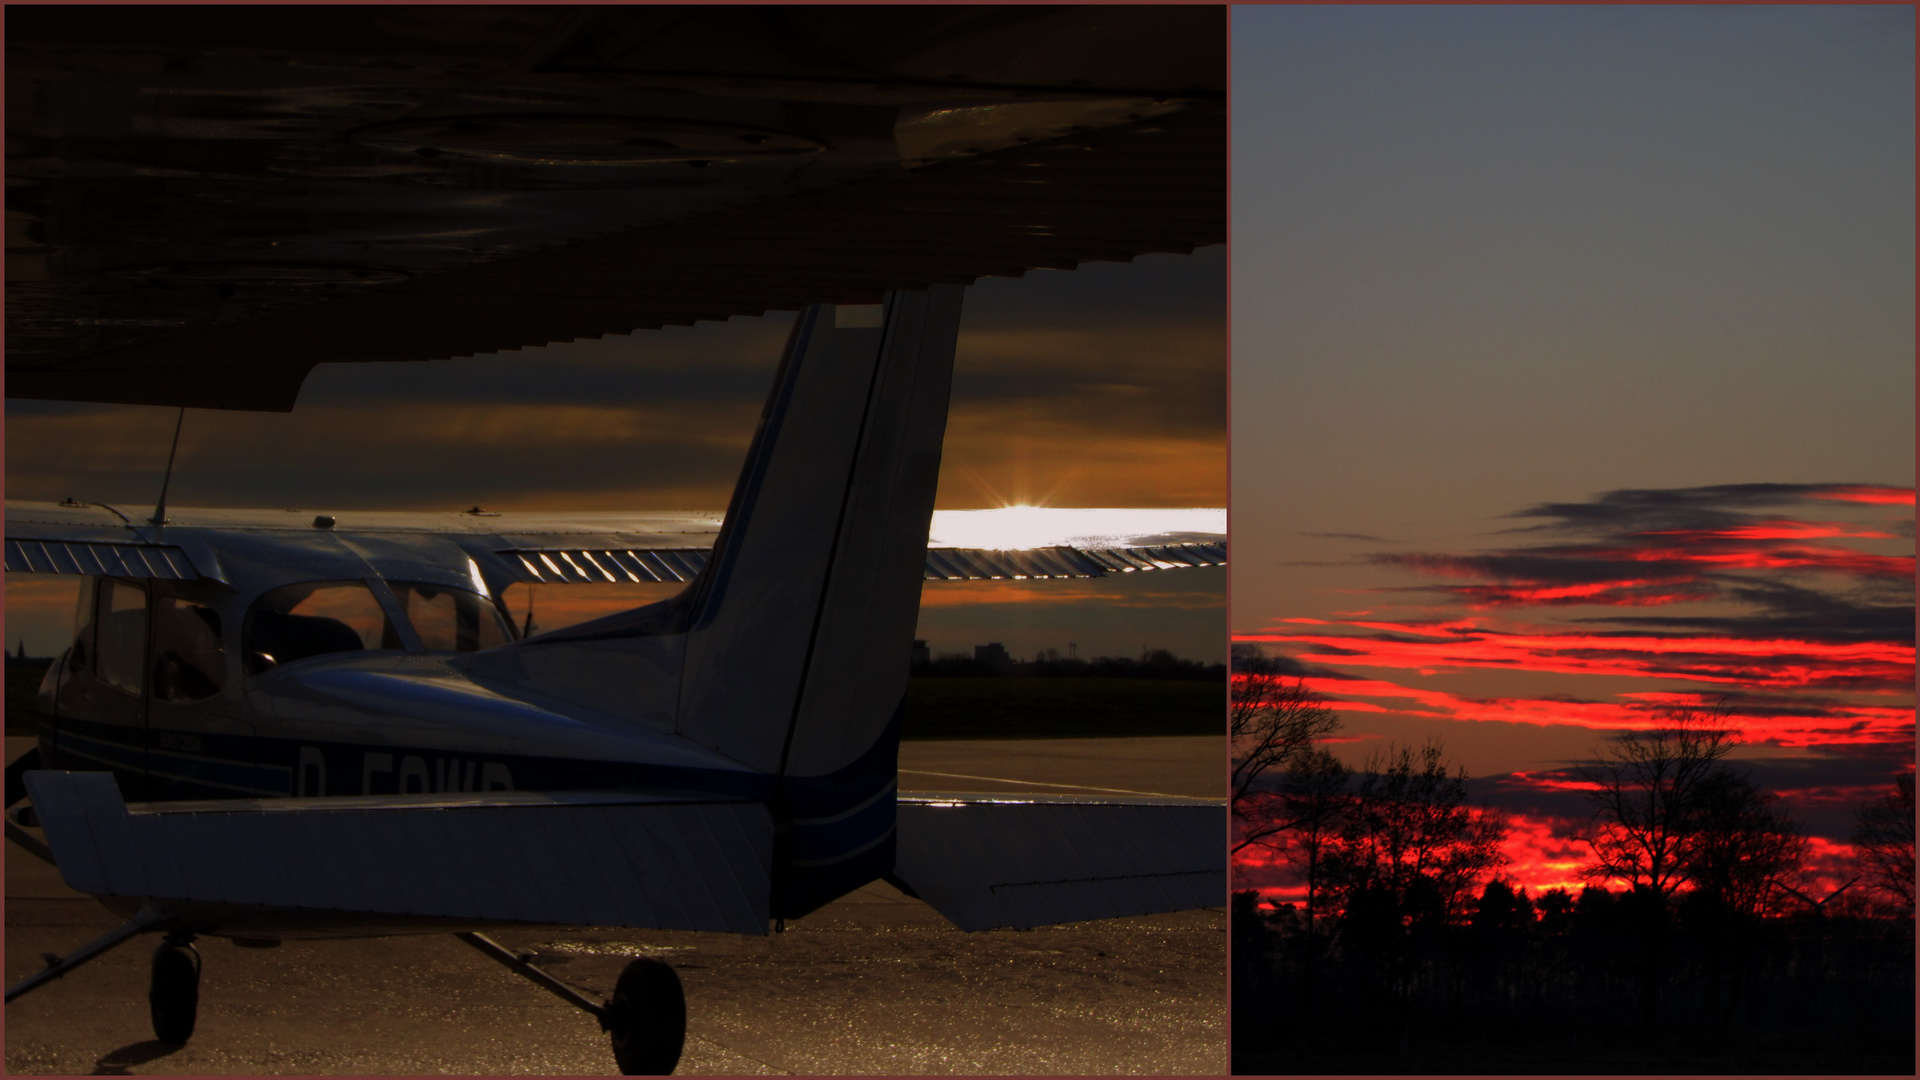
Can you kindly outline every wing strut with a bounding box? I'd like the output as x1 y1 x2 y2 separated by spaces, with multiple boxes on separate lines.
454 931 605 1019
4 818 55 866
4 748 55 865
4 902 175 1003
6 747 42 809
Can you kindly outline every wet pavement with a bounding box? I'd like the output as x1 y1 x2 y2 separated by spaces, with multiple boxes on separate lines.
5 736 1225 1075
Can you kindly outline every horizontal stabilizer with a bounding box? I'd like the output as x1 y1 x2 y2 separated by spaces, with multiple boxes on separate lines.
892 794 1225 931
24 772 772 935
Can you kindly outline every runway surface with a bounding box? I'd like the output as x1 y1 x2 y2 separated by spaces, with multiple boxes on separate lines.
4 735 1225 1075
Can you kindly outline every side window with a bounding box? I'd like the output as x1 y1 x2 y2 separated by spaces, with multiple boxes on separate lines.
245 581 398 674
96 579 148 696
392 583 511 652
152 596 227 703
68 576 98 673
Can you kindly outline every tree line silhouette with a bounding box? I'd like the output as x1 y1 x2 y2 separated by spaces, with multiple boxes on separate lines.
1231 647 1915 1074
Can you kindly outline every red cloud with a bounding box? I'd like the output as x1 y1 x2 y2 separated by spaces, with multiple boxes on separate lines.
1806 485 1917 506
1242 622 1914 695
1233 658 1911 747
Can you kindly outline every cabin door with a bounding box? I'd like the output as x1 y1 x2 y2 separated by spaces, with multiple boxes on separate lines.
57 577 153 800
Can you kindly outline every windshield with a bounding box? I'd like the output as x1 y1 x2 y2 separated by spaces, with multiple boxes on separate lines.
389 581 512 652
244 579 512 673
245 581 398 673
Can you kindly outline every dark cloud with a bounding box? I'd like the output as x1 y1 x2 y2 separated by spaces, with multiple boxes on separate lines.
1504 482 1909 534
1303 531 1395 542
7 250 1226 513
1474 772 1597 823
1477 745 1917 843
1355 483 1913 655
1375 551 1699 583
1707 687 1920 722
1579 578 1915 645
1230 643 1357 680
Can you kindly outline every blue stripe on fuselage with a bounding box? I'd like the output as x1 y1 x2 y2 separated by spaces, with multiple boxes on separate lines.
769 700 904 918
47 715 773 802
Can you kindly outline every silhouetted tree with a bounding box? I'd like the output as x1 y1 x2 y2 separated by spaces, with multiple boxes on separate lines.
1231 647 1340 853
1271 746 1352 1031
1277 747 1352 936
1684 768 1807 922
1852 774 1916 918
1324 741 1508 1051
1333 742 1508 925
1578 705 1740 903
1677 768 1809 1044
1472 879 1537 937
1232 888 1280 1032
1576 704 1740 1036
1535 887 1575 934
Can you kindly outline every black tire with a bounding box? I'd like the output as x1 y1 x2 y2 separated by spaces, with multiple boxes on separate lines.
149 942 201 1044
603 958 686 1076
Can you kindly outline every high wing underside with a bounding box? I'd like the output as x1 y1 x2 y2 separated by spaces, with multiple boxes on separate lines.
2 504 1226 586
6 6 1224 411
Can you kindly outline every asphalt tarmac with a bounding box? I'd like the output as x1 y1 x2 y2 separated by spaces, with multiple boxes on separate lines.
4 735 1225 1075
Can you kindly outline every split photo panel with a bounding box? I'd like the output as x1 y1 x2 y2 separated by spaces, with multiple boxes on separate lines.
2 5 1913 1077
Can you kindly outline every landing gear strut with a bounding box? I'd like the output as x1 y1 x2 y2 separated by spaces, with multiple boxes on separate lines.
456 933 686 1075
148 931 201 1044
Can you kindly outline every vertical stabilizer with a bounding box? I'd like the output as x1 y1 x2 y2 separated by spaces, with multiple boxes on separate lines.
482 287 963 915
675 287 962 913
675 290 960 890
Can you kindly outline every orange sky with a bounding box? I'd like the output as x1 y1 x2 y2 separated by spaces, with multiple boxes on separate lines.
5 249 1225 662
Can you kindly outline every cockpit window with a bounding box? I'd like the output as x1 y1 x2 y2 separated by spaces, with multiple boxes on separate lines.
68 576 98 674
152 596 226 702
97 580 147 696
390 582 511 652
245 581 398 673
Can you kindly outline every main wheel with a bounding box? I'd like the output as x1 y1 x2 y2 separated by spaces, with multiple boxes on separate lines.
149 941 201 1044
603 958 686 1076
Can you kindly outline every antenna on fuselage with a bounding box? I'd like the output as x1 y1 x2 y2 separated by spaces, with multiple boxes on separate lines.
149 407 186 527
521 586 536 638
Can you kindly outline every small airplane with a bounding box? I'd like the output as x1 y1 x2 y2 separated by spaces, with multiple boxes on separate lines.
3 289 1227 1074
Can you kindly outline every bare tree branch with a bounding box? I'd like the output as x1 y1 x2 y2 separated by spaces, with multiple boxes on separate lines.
1231 648 1341 854
1576 703 1742 904
1852 773 1916 917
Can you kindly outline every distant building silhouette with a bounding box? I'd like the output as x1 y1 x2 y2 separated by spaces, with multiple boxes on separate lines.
974 642 1012 672
6 640 48 669
911 639 931 667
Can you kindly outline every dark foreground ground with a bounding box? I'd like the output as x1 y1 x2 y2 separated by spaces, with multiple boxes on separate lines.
1233 1034 1915 1075
5 735 1226 1075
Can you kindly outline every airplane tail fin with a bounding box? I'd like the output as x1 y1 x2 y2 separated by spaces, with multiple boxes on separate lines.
481 288 962 915
677 289 961 768
680 289 962 912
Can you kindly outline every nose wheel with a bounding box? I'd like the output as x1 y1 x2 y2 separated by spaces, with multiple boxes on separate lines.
148 932 201 1044
603 958 686 1076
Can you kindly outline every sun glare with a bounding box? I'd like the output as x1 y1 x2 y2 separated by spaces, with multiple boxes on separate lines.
927 506 1225 551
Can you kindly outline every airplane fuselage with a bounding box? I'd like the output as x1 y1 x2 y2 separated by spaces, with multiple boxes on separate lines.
33 515 761 807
